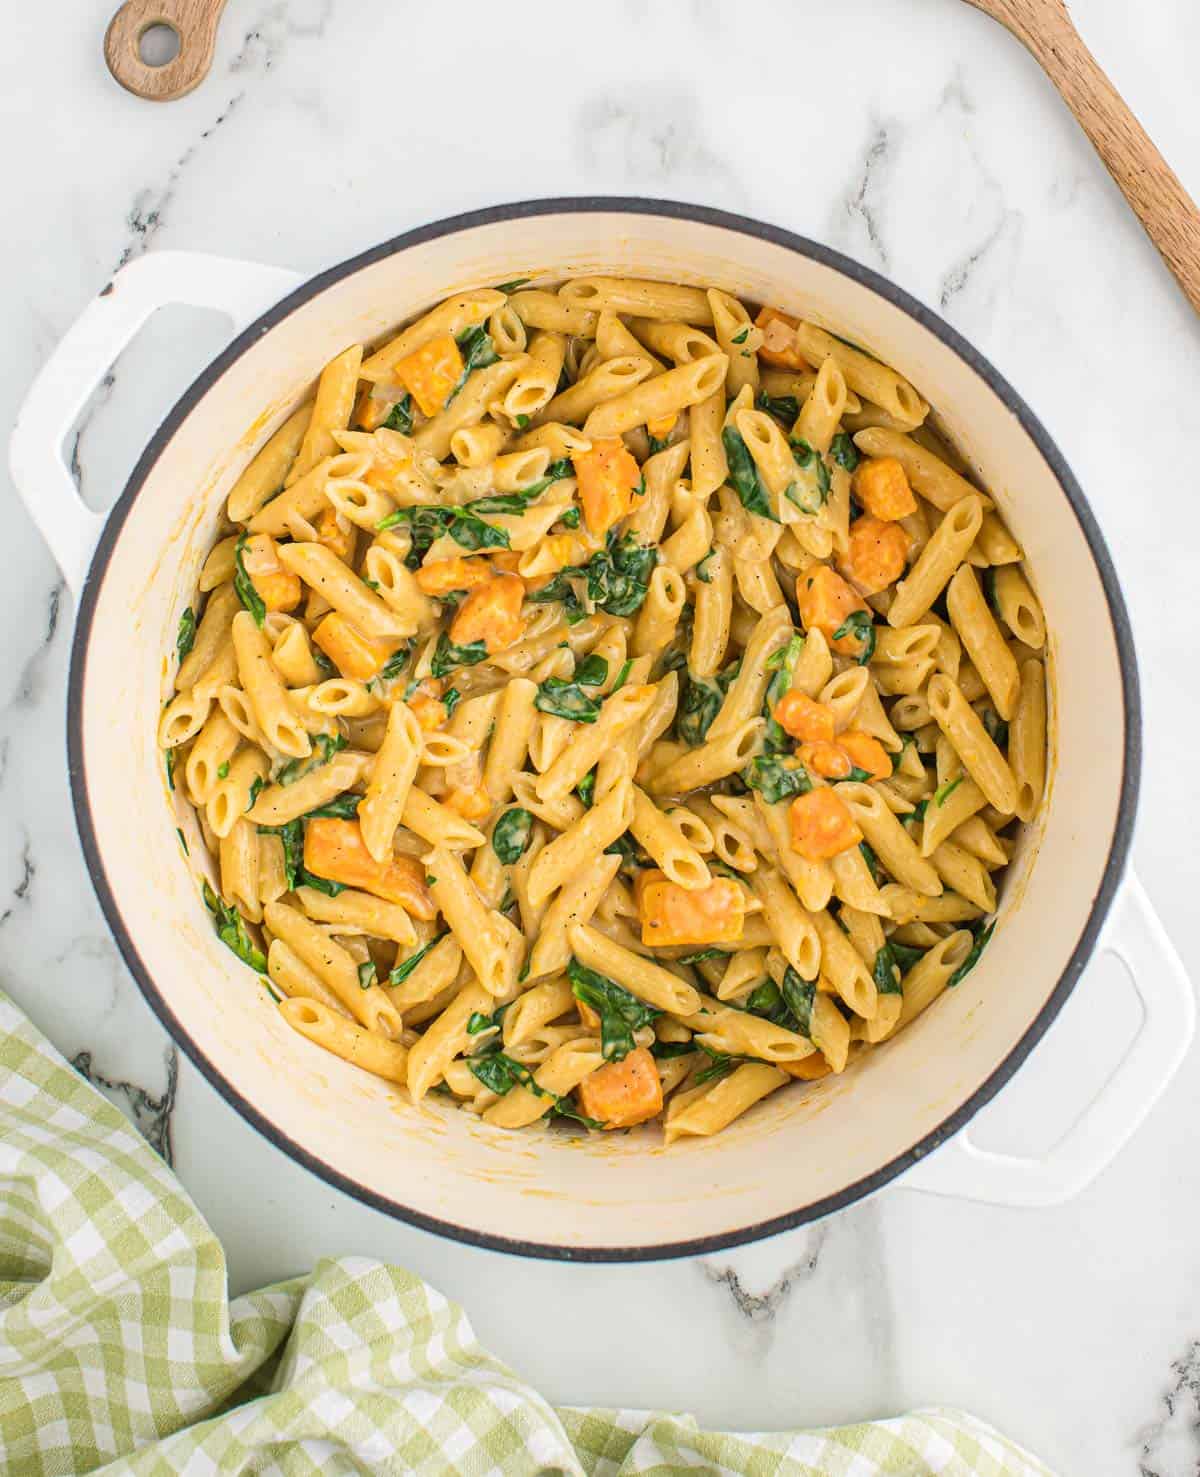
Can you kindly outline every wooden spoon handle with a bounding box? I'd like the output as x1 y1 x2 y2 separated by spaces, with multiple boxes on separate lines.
104 0 228 102
1021 7 1200 315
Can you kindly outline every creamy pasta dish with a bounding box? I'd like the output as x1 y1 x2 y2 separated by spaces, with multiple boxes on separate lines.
162 275 1048 1141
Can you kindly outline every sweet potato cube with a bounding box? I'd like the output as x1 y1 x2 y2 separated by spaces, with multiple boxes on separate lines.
838 730 891 780
393 332 463 417
449 574 526 653
303 819 436 918
241 533 302 613
842 517 910 595
571 438 643 536
577 1046 663 1129
312 612 395 681
795 566 871 656
774 692 836 744
788 789 863 860
637 869 745 947
755 307 810 369
852 456 917 521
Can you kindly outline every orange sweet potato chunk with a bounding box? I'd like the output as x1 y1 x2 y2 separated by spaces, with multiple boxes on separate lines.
577 1047 663 1129
774 692 836 744
393 332 463 417
312 612 395 681
241 533 302 613
797 741 853 781
842 517 910 595
449 574 526 652
303 819 437 918
755 307 810 369
795 566 871 656
571 438 643 536
415 556 493 596
788 789 863 861
852 456 917 521
637 870 745 947
838 729 891 780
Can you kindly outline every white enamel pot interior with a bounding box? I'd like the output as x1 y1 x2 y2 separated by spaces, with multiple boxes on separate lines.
24 200 1177 1258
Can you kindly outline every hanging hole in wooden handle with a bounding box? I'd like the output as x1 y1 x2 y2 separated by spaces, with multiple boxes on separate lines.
104 0 228 101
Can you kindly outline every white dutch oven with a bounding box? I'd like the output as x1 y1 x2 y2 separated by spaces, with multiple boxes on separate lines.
11 200 1194 1259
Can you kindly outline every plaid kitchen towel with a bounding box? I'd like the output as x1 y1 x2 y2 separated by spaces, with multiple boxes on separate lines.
0 989 1053 1475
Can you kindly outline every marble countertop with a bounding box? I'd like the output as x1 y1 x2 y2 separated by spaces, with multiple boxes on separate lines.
4 2 1200 1471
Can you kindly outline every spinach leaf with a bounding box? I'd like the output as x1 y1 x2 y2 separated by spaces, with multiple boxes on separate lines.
535 676 603 723
829 431 860 472
651 1040 697 1060
586 532 657 616
467 1009 502 1035
495 277 531 293
358 961 377 990
297 870 345 897
609 658 633 695
380 642 414 681
576 771 596 808
202 881 267 973
443 687 462 717
176 607 196 662
742 754 812 805
780 965 816 1037
890 941 927 974
860 840 884 886
696 551 717 584
982 567 999 614
448 325 499 402
948 920 995 987
176 828 189 856
982 708 1009 748
676 947 729 964
306 793 361 820
383 395 413 435
560 506 580 529
832 609 876 665
276 732 346 786
574 653 609 687
258 818 303 889
493 807 534 865
843 765 873 784
431 632 489 679
389 931 450 986
744 979 795 1028
721 426 778 521
872 943 903 996
731 327 750 345
377 502 510 558
233 533 267 627
165 749 176 792
568 957 660 1062
762 631 805 753
677 672 724 747
469 461 569 511
646 434 671 456
755 391 800 425
934 775 963 807
467 1048 604 1128
785 438 832 515
216 761 230 781
692 1050 740 1087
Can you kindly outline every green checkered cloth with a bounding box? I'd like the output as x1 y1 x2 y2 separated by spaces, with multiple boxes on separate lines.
0 989 1053 1475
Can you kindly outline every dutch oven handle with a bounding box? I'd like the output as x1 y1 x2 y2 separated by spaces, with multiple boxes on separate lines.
902 871 1193 1206
9 251 304 598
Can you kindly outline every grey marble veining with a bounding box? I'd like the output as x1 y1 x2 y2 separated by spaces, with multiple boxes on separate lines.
2 3 1200 1473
